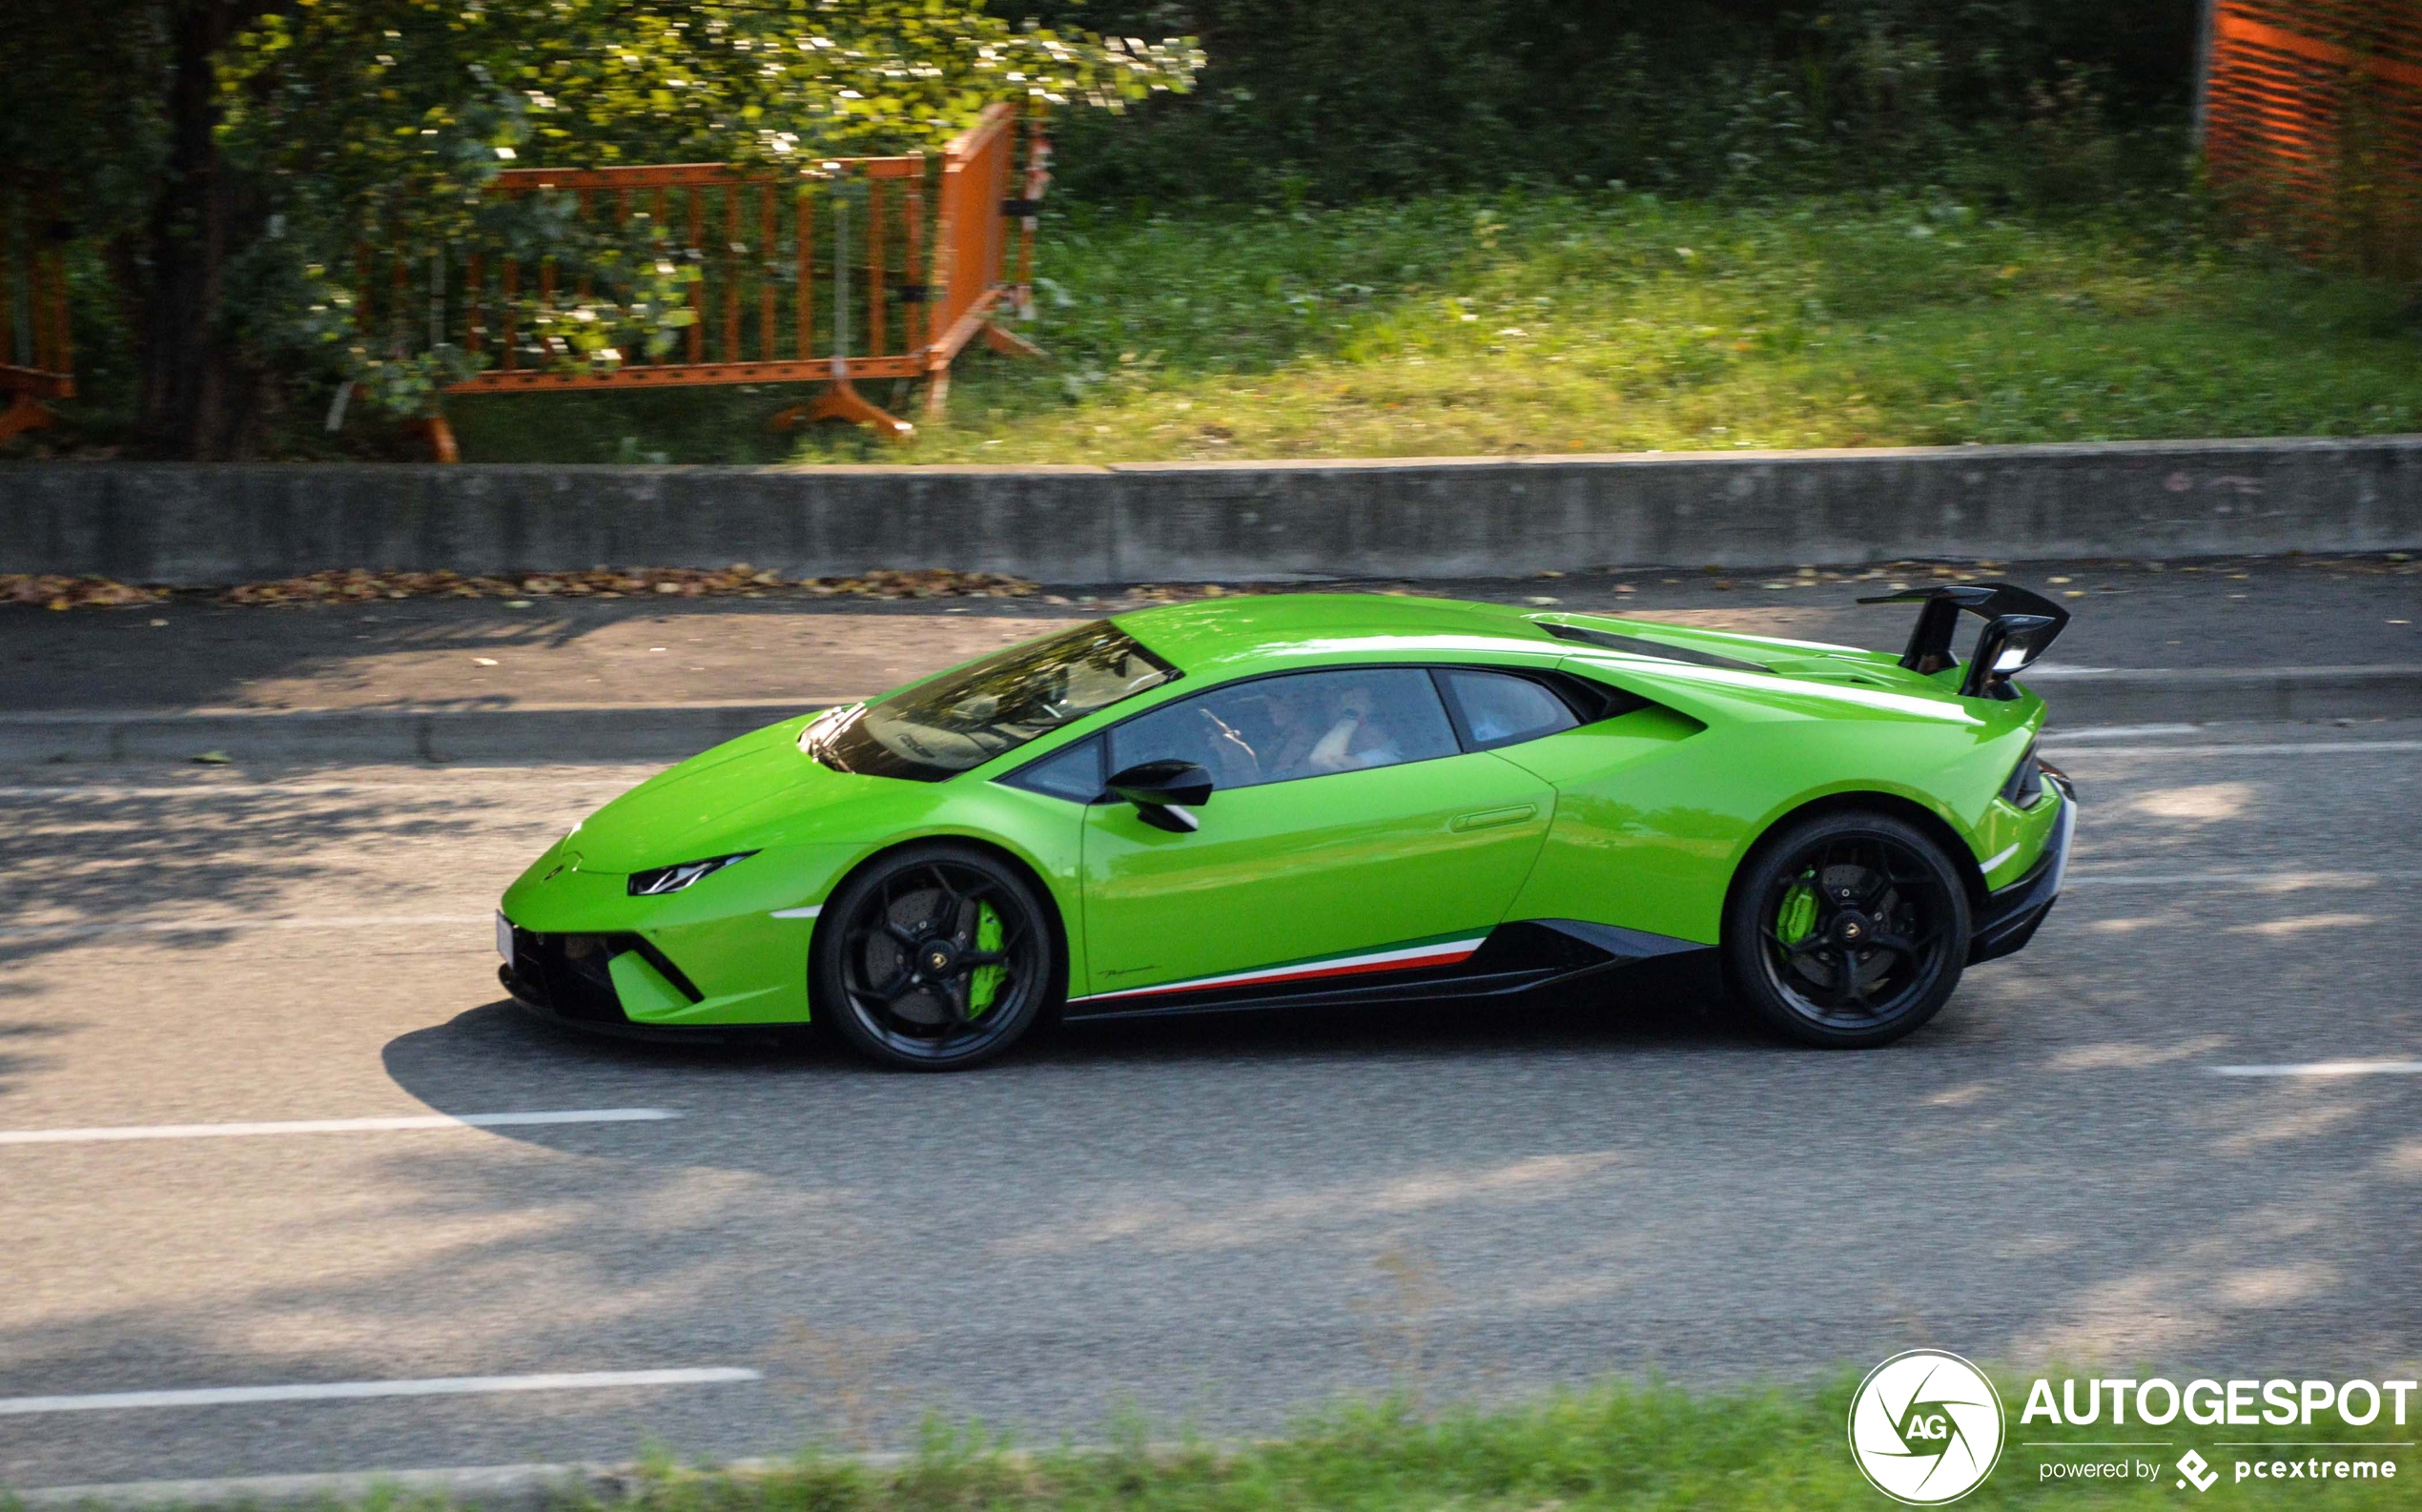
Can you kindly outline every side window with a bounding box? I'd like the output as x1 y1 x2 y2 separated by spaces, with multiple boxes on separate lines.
1111 667 1459 790
999 735 1105 803
1435 668 1580 750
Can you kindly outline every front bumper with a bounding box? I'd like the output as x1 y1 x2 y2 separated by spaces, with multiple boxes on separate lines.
497 923 738 1040
1968 774 2075 965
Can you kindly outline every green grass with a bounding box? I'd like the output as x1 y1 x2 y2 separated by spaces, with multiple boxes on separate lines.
116 1378 2401 1512
442 191 2422 467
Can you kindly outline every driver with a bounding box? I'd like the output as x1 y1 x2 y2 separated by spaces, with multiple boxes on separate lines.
1271 680 1402 777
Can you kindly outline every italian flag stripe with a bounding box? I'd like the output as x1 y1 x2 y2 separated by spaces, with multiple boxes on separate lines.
1075 932 1491 1004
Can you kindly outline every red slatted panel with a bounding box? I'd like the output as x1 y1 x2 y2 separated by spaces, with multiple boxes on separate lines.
2204 2 2422 268
0 182 74 440
391 115 1042 449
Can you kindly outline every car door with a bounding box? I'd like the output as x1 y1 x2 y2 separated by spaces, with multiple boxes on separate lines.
1076 665 1558 1005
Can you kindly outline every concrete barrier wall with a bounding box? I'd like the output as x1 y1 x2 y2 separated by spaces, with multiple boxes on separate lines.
5 436 2419 583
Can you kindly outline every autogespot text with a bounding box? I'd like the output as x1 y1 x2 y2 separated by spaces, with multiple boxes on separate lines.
2022 1376 2416 1427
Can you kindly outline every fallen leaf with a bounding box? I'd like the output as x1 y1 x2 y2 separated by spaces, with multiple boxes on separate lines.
204 566 1037 606
1 575 167 610
192 751 233 766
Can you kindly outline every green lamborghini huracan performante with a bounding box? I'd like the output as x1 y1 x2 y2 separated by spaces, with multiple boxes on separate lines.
498 586 2074 1069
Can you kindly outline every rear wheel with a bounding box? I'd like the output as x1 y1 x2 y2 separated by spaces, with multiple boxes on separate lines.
812 843 1058 1071
1723 810 1971 1049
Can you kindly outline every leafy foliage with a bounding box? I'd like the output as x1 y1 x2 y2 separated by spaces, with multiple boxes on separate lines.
6 0 1195 452
1020 0 2200 206
201 1 1193 414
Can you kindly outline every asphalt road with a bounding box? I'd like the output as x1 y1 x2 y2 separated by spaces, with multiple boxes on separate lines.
2 722 2419 1487
5 553 2414 714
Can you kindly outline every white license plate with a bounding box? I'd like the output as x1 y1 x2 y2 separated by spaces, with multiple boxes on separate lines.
496 911 516 968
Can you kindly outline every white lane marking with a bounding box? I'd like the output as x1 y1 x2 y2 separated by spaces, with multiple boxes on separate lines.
0 913 491 944
0 1367 759 1417
0 1110 680 1146
2036 724 2201 744
1978 843 2021 875
768 905 822 919
0 781 642 799
2209 1061 2422 1078
2063 870 2422 889
2042 739 2422 758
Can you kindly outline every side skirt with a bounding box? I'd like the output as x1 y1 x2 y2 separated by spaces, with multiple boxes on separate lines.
1062 920 1715 1022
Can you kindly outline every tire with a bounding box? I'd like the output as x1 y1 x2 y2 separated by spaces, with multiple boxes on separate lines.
1722 809 1973 1049
811 842 1060 1071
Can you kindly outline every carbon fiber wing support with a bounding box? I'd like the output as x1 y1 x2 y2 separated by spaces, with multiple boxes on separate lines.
1857 582 2072 695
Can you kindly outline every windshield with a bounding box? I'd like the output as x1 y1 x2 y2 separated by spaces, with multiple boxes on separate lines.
810 622 1179 781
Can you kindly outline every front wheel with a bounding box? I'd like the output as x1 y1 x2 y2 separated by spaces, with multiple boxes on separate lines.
1722 810 1972 1049
812 842 1059 1071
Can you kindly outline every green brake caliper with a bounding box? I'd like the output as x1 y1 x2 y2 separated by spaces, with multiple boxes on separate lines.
968 902 1005 1017
1776 876 1819 946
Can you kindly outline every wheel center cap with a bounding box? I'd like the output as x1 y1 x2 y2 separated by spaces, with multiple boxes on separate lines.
1833 911 1873 946
919 942 957 977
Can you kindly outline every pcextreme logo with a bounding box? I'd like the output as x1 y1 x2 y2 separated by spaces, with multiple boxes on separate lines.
1849 1350 2008 1504
2176 1450 2221 1492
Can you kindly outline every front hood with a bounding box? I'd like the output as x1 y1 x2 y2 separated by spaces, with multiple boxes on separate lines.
567 716 912 872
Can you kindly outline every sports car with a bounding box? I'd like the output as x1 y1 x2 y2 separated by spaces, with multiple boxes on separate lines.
498 585 2074 1069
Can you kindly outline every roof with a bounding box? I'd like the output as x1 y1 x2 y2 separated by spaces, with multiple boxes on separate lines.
1114 593 1556 673
1109 592 1989 724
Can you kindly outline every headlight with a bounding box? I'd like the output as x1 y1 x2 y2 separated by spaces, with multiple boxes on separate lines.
627 851 756 897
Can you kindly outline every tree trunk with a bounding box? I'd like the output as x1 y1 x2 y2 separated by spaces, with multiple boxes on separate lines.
132 0 275 460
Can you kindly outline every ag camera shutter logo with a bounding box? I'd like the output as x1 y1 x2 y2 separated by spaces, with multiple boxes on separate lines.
1849 1350 2007 1503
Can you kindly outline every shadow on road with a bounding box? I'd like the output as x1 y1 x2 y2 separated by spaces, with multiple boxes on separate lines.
380 978 1755 1153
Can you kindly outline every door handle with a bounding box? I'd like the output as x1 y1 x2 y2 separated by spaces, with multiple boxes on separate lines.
1451 804 1537 832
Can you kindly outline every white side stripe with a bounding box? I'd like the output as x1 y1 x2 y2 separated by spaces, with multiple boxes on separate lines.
1077 936 1488 1003
2208 1061 2422 1078
0 1110 680 1146
0 1368 759 1417
769 905 823 919
1978 843 2021 875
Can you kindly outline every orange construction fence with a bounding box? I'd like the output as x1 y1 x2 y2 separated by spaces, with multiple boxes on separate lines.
0 182 74 445
2200 2 2422 271
361 104 1048 458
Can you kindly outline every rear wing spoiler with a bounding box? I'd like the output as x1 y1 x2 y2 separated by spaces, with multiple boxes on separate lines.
1858 582 2070 700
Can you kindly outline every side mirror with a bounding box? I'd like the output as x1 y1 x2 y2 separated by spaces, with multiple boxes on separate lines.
1959 613 2061 700
1107 759 1214 833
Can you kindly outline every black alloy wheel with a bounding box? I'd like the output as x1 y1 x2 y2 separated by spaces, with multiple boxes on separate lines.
1723 810 1972 1049
812 842 1057 1070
